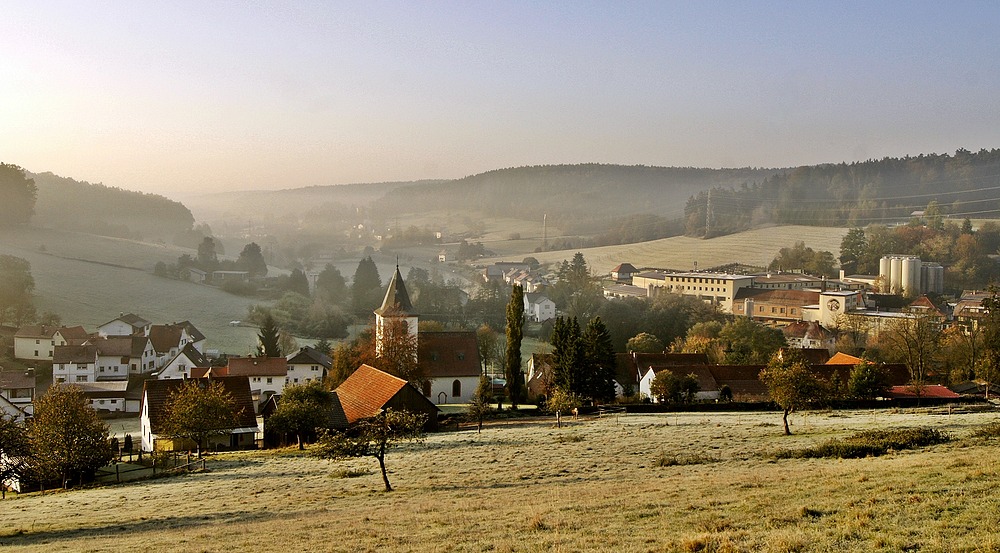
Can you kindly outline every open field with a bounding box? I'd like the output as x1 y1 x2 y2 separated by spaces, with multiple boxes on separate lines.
0 227 261 354
3 408 1000 552
482 225 852 275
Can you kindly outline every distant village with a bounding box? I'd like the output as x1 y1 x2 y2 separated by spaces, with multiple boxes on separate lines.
1 248 992 462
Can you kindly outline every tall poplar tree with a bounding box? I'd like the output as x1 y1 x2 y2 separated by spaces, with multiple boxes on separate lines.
505 284 525 408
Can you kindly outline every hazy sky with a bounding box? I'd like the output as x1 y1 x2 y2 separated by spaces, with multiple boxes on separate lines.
3 1 999 197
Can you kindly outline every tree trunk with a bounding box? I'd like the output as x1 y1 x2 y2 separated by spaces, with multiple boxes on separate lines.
782 408 791 435
297 434 304 450
377 454 392 492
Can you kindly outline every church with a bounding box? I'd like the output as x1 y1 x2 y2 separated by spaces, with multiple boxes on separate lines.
374 266 483 404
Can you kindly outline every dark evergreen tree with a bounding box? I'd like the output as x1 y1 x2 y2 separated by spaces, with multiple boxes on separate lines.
197 237 219 270
316 264 348 305
351 256 382 315
236 242 268 277
288 268 310 297
551 316 583 396
505 284 525 408
258 313 282 357
582 317 617 402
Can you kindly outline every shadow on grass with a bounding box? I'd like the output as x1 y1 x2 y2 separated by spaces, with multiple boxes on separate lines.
0 508 282 547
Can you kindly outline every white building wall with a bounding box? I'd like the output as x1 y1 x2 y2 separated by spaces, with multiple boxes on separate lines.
427 375 479 404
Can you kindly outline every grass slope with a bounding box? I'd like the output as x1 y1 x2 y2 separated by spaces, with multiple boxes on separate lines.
0 227 260 355
483 225 852 274
2 409 999 552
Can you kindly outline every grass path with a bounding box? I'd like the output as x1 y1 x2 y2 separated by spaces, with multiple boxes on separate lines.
2 408 1000 552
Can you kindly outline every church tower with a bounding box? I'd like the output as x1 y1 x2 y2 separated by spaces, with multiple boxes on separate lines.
374 265 418 357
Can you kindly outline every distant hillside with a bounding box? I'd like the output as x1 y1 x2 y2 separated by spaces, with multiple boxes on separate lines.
685 148 1000 237
373 164 780 234
30 172 194 241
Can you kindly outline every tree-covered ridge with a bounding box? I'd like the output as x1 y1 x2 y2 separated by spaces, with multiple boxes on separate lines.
375 164 779 233
30 171 194 241
686 149 1000 237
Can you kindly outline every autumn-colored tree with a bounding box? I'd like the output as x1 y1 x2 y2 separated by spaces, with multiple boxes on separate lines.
160 380 239 457
29 385 113 488
759 350 826 435
268 381 334 449
314 409 426 492
466 376 493 433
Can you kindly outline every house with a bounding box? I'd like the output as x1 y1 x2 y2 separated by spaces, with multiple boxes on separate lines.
89 335 155 380
187 267 208 283
0 368 34 417
13 325 58 361
526 353 554 400
887 384 960 400
782 321 836 352
147 324 195 369
157 344 210 380
98 313 151 337
610 263 639 283
139 376 258 452
524 293 556 322
77 381 130 412
615 352 710 397
334 364 439 430
438 250 448 263
639 364 721 402
211 270 250 284
53 344 100 384
222 356 289 408
417 332 481 403
732 289 819 323
285 346 331 386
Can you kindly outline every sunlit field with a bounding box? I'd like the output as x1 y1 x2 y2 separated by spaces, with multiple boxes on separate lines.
3 407 1000 552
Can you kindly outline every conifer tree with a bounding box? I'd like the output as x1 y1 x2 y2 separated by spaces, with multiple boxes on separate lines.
505 284 525 408
258 313 282 357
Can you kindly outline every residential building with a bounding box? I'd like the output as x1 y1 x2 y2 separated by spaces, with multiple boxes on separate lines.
157 344 210 380
285 346 331 385
0 368 34 417
524 293 556 322
139 376 258 452
98 313 151 338
53 345 100 383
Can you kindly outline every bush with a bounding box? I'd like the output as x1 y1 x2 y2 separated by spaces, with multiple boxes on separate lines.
972 422 1000 439
776 427 949 459
654 452 718 466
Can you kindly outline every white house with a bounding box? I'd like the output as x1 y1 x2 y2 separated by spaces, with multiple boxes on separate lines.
140 376 259 452
156 344 209 380
524 293 556 322
217 357 288 409
417 331 482 404
0 368 35 417
98 313 151 338
90 335 156 380
53 345 100 384
285 346 331 386
638 366 721 402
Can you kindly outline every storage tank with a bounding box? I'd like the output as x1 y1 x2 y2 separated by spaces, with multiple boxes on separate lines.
879 256 891 292
923 263 944 295
889 257 903 294
901 257 921 296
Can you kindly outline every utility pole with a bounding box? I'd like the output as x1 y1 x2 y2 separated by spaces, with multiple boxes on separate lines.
705 190 712 237
542 213 548 250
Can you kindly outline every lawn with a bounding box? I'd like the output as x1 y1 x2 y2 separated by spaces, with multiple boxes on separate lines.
2 407 1000 552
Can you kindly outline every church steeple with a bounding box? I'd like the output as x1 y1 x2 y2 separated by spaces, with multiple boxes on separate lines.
375 264 416 317
374 264 418 357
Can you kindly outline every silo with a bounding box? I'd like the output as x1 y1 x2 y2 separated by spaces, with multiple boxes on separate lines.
879 256 891 292
889 256 903 294
901 257 921 296
923 264 944 294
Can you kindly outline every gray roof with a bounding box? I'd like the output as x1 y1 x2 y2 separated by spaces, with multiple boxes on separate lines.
374 265 416 316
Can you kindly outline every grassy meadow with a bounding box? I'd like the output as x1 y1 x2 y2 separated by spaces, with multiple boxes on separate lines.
3 408 1000 552
0 227 261 354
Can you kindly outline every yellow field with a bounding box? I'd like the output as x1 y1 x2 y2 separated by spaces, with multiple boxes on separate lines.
3 408 1000 552
483 225 851 274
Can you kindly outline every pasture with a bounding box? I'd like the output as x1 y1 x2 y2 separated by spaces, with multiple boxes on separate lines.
0 227 261 354
3 408 1000 552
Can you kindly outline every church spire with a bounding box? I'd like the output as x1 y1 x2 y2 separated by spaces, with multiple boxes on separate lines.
374 264 415 317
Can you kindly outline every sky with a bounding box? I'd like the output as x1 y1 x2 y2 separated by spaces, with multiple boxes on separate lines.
3 1 1000 198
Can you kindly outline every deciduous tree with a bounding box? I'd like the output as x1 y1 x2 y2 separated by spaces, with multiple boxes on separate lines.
160 380 239 457
759 350 825 435
236 242 268 277
0 415 29 498
0 163 37 226
314 408 426 492
626 332 664 353
29 385 113 488
268 381 333 449
466 376 493 433
847 358 889 400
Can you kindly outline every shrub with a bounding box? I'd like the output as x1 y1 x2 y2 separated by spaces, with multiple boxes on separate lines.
775 427 949 459
972 422 1000 439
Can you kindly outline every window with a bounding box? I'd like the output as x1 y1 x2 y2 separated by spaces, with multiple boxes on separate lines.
35 339 39 344
131 364 137 371
294 378 299 383
266 377 273 384
100 367 105 372
76 375 88 382
34 350 38 357
452 380 461 397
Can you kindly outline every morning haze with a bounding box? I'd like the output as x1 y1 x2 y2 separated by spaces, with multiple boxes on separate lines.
4 3 1000 552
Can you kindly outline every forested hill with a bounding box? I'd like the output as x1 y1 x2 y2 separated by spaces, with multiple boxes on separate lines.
30 172 194 241
684 149 1000 237
373 164 779 233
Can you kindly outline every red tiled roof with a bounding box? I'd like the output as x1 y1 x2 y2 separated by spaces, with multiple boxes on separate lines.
335 364 410 424
707 365 769 400
888 385 960 399
227 356 287 377
418 331 481 378
57 325 91 345
827 352 863 365
148 325 184 354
